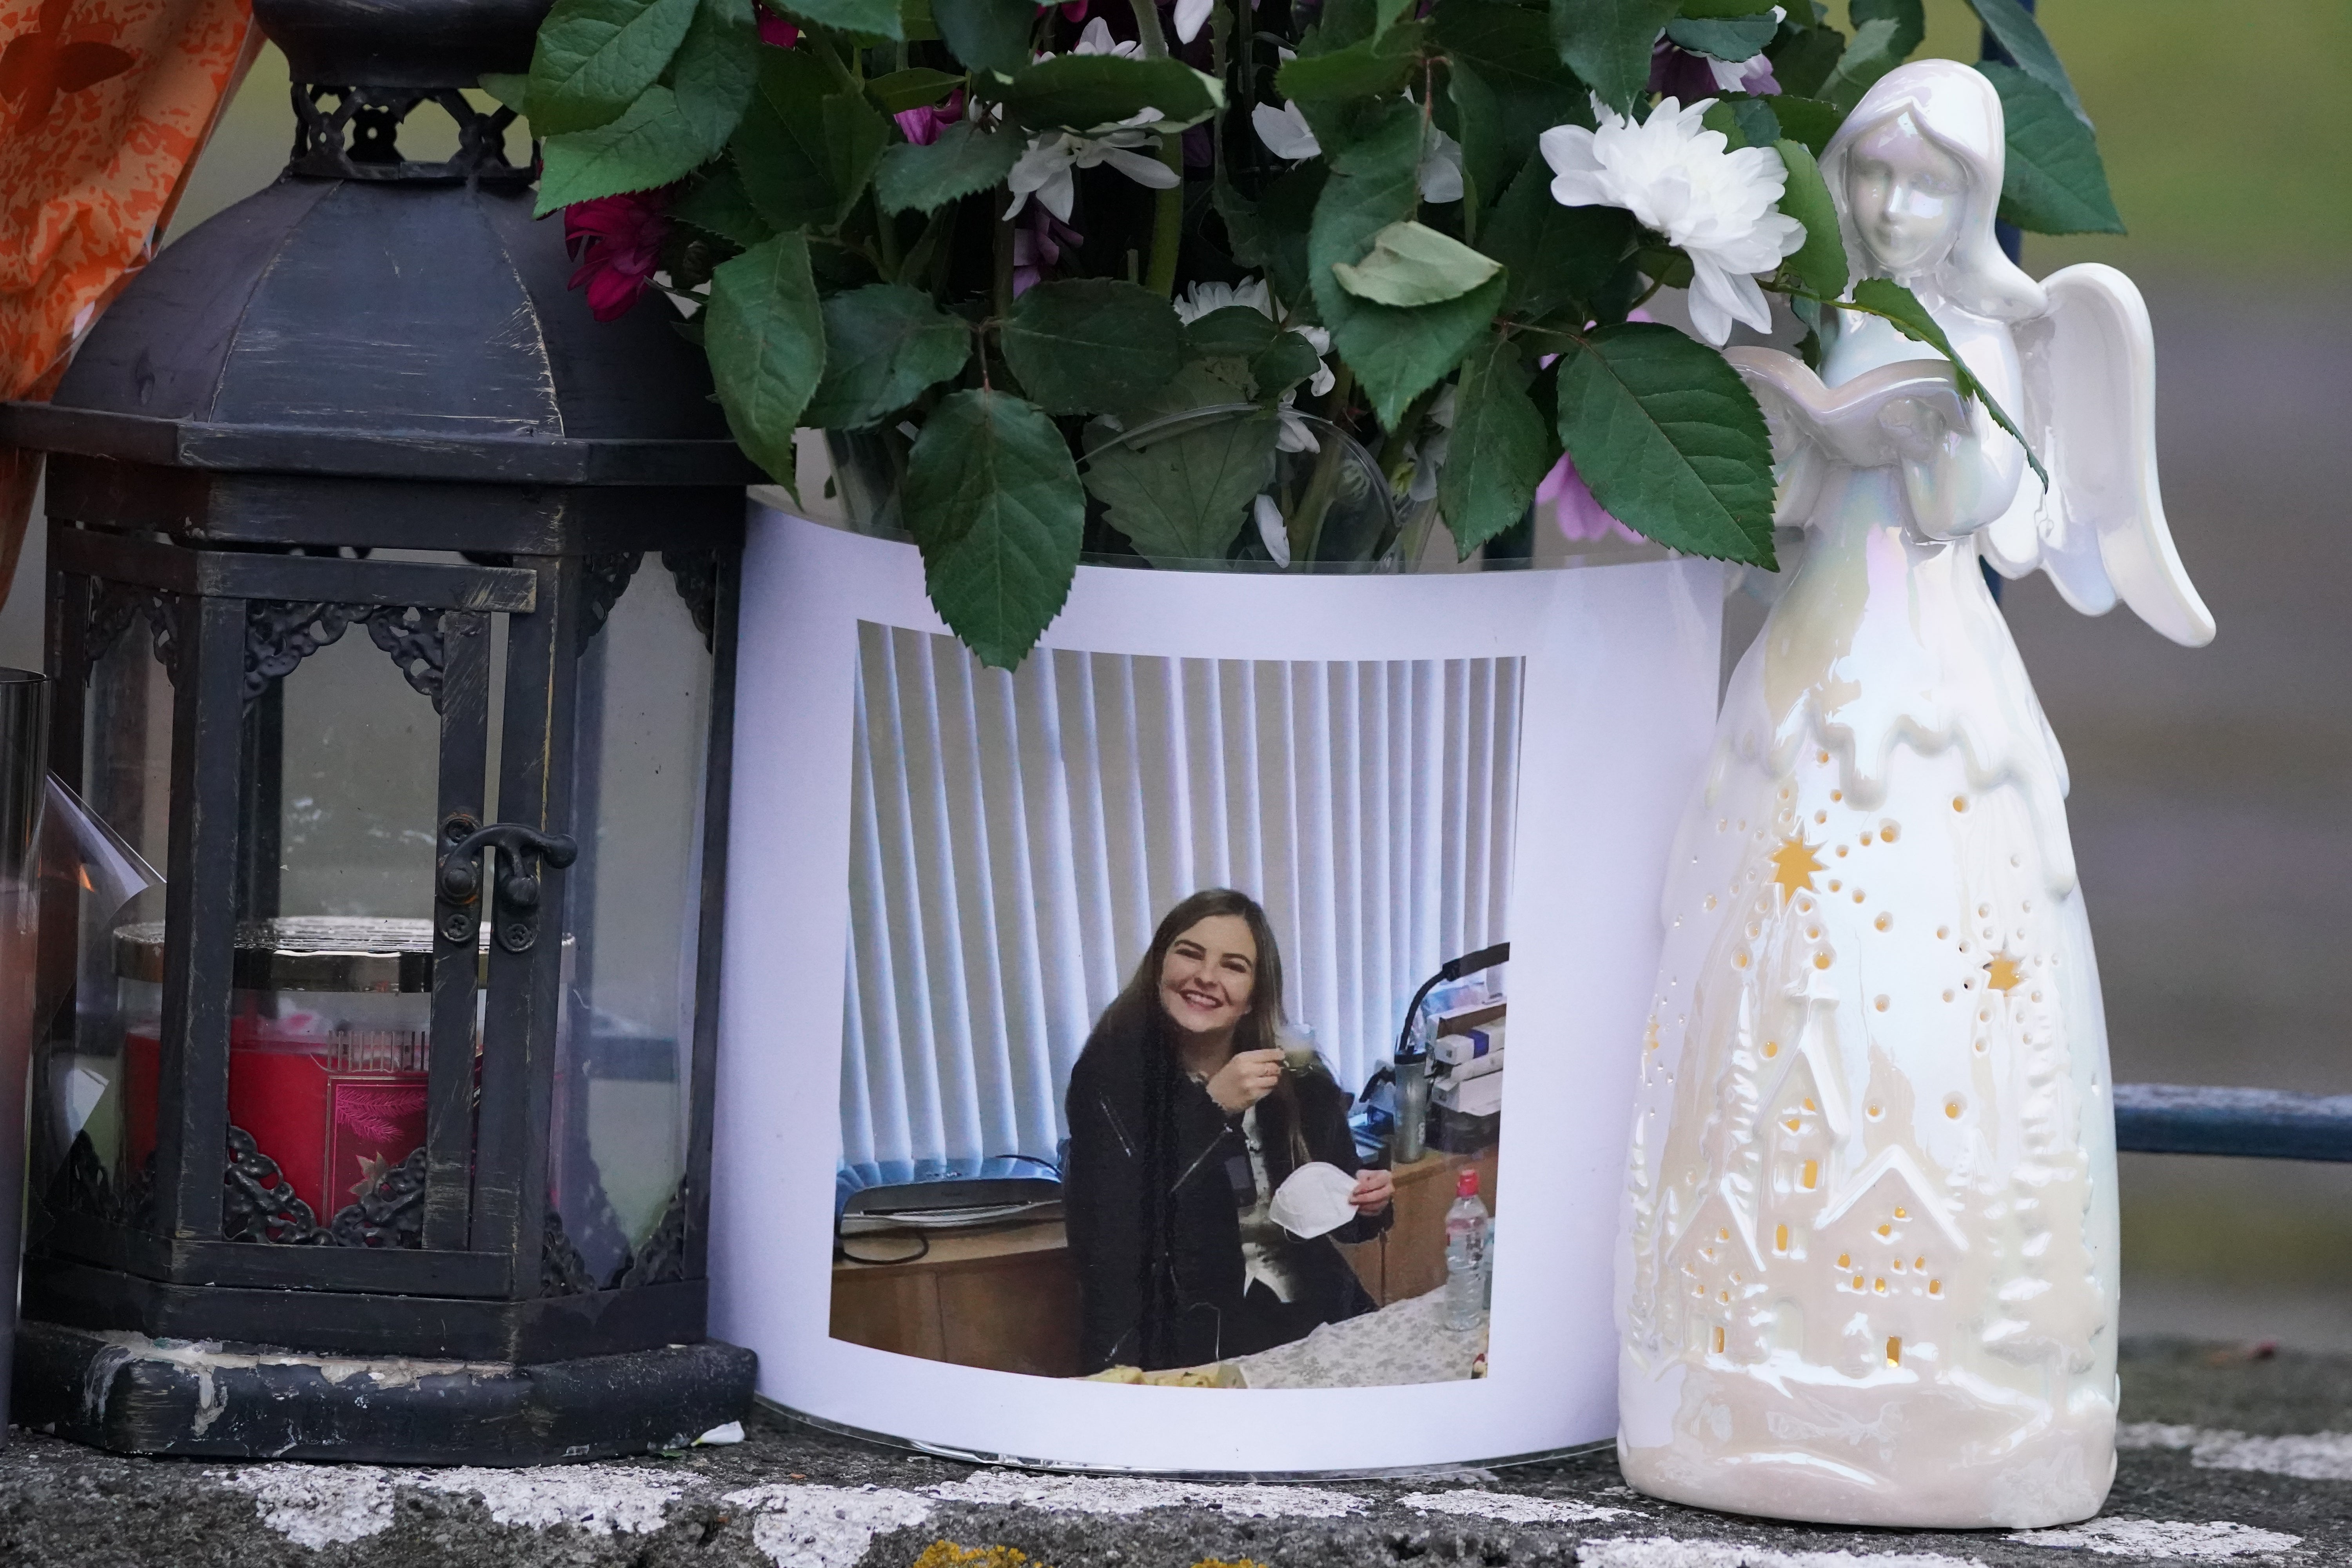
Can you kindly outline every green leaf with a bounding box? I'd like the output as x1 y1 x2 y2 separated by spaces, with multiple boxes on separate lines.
1276 22 1426 103
1332 220 1503 308
1308 103 1502 425
731 50 839 227
1965 0 2083 123
673 165 777 245
773 0 903 40
1445 59 1505 234
1845 277 2045 486
1700 96 1779 151
1182 305 1281 362
1764 93 1840 155
1978 62 2123 236
536 87 715 214
930 0 1035 75
1764 23 1844 100
1848 0 1924 58
1000 279 1189 416
479 73 530 114
670 0 760 156
1000 54 1220 132
903 390 1085 668
1552 0 1680 116
820 89 891 222
1440 336 1555 559
1817 16 1904 112
527 0 701 136
866 66 965 114
1216 167 1325 310
1480 158 1635 324
1554 322 1776 565
1432 1 1590 203
803 284 973 428
1252 332 1326 399
1773 138 1847 300
1083 408 1281 567
1677 0 1779 15
704 233 826 486
902 0 941 41
873 118 1026 213
1665 13 1777 60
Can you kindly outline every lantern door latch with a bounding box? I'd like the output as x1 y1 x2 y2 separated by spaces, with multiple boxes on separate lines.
437 817 579 954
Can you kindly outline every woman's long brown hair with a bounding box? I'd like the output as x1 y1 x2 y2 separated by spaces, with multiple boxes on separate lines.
1120 888 1309 1164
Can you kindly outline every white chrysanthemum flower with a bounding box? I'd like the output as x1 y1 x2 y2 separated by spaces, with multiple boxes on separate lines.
1004 125 1178 220
1539 96 1806 345
1173 0 1212 44
1172 276 1337 399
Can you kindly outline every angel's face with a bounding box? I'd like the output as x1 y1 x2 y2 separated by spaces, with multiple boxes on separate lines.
1844 114 1969 278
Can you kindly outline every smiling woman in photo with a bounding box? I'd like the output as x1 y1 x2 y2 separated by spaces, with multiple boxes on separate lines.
1063 888 1394 1374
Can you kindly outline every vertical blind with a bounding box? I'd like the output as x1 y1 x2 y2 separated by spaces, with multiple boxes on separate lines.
840 621 1523 1174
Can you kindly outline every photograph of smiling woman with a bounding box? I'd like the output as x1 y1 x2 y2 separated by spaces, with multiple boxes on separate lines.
1063 889 1395 1374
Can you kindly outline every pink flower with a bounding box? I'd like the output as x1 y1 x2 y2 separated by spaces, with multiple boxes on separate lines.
1046 0 1088 18
564 189 673 322
894 88 965 146
1013 207 1083 296
756 1 799 47
1539 449 1643 544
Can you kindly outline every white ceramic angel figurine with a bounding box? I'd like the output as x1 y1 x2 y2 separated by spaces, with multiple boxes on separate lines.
1615 60 2214 1529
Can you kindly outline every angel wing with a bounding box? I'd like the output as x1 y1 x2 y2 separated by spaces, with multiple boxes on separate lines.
1978 263 2216 648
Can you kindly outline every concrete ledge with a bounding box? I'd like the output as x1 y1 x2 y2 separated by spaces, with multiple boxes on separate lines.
1 1339 2345 1566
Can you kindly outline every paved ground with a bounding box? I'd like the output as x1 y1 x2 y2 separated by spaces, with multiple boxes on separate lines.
0 1337 2342 1568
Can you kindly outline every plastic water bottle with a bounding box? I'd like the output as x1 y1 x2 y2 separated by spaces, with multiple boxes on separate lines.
1443 1170 1490 1330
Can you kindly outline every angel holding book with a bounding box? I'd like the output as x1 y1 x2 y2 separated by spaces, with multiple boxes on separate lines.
1617 60 2214 1528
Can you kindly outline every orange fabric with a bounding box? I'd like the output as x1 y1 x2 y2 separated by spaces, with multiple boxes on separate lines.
0 0 255 606
1 0 255 400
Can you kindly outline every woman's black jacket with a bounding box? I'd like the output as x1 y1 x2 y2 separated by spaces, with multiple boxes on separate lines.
1062 994 1389 1373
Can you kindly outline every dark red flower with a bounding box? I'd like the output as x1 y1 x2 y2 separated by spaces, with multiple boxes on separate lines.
755 1 800 47
564 189 673 322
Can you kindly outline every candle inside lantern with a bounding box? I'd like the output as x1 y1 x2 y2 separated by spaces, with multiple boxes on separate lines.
117 918 449 1227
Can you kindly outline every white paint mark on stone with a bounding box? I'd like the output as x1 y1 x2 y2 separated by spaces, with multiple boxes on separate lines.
2008 1518 2304 1559
1400 1489 1636 1525
722 1484 934 1568
408 1465 687 1534
2120 1422 2352 1483
928 1469 1363 1518
1578 1538 1987 1567
218 1466 397 1549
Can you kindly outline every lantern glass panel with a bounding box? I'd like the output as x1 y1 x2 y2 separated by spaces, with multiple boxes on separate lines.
259 625 448 922
551 569 713 1282
44 624 173 1207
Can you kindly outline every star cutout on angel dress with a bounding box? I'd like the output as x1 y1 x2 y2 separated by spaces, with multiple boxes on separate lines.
1769 835 1825 902
1983 954 2024 993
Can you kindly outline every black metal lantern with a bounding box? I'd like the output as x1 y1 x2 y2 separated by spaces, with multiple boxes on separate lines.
0 0 760 1462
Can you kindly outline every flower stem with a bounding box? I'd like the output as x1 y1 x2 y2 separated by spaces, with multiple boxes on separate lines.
993 203 1016 319
1126 0 1184 297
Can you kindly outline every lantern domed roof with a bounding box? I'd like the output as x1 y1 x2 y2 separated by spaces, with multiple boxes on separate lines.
42 168 753 488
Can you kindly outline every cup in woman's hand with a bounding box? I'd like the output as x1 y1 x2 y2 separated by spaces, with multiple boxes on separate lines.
1206 1047 1286 1112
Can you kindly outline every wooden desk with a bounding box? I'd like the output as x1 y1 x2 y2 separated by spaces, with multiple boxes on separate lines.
1336 1145 1499 1307
829 1142 1499 1374
830 1219 1082 1377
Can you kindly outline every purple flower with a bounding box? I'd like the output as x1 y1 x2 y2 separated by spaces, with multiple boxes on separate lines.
1539 449 1643 545
895 88 965 146
1013 207 1084 296
1649 36 1780 100
564 190 673 322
